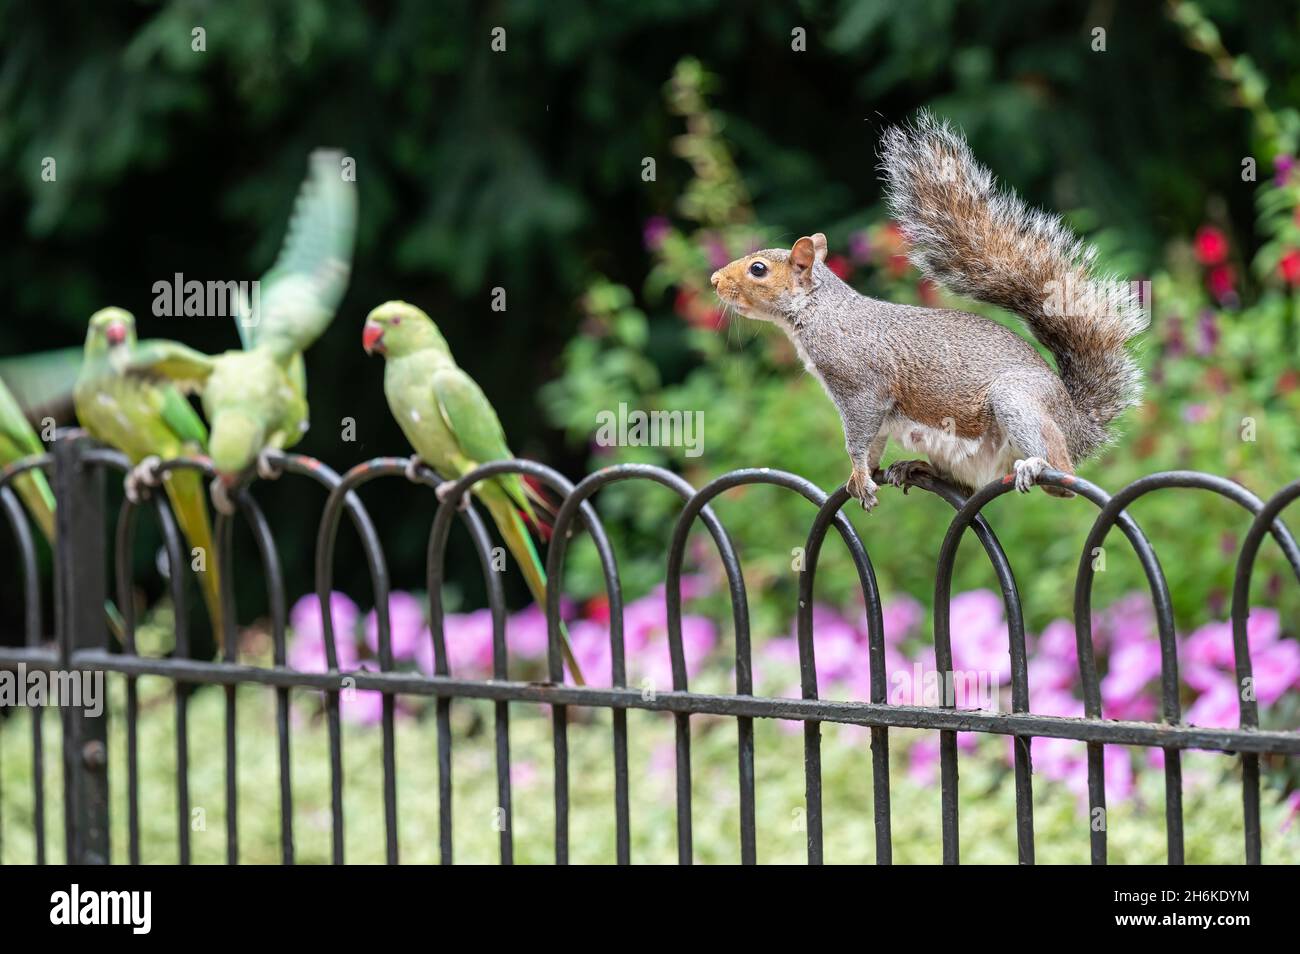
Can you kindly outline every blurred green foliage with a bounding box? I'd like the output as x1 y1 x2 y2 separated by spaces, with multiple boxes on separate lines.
1 0 1299 636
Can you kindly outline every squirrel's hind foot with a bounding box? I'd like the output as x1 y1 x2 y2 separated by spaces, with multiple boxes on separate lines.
881 459 935 495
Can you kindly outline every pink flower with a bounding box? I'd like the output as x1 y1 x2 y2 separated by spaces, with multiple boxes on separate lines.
908 732 979 785
1185 610 1280 671
612 592 719 690
363 591 426 662
1274 154 1296 186
416 609 495 678
632 613 717 690
506 604 551 660
1196 310 1219 356
1028 653 1076 693
642 216 670 251
568 618 612 686
908 734 940 784
1281 791 1300 833
848 230 872 264
845 644 910 703
1101 594 1155 651
699 231 732 269
288 592 360 672
1037 618 1079 661
1101 640 1163 720
877 594 923 645
1185 678 1240 728
1099 747 1134 805
340 689 385 725
1184 620 1234 670
1253 639 1300 705
796 605 862 686
947 589 1010 681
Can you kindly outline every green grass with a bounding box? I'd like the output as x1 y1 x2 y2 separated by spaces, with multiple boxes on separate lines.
2 676 1296 864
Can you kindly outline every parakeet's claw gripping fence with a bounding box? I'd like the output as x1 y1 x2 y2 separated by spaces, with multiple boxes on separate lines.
1 431 1298 865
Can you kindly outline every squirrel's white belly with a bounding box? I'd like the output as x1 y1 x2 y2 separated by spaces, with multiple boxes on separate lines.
887 415 1016 490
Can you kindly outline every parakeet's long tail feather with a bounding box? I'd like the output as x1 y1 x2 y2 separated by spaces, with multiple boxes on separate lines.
15 468 126 644
483 491 586 685
162 469 225 650
12 469 56 543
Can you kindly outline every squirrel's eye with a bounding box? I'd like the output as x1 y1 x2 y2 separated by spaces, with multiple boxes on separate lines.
748 261 768 278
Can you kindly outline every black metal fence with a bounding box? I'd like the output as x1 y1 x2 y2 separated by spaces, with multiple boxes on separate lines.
1 433 1298 864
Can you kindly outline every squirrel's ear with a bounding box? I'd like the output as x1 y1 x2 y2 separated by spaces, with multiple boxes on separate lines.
791 234 828 274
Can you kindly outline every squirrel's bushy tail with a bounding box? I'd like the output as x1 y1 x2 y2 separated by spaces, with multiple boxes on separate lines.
879 111 1147 455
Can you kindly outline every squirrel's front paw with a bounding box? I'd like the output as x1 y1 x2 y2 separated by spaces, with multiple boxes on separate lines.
846 467 879 512
1012 457 1048 494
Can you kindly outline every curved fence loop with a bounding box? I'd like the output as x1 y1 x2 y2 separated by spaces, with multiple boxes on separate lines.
544 464 704 865
111 466 192 863
0 485 42 646
0 448 56 639
0 482 47 865
932 469 1173 866
420 475 513 864
299 453 404 865
426 457 619 866
930 472 1046 866
1075 469 1300 865
1230 477 1300 864
545 463 744 864
874 468 1042 863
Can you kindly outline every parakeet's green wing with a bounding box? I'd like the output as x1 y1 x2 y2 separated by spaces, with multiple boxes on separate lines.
429 366 581 682
430 367 532 513
235 149 358 358
159 387 208 449
125 340 216 393
0 376 48 459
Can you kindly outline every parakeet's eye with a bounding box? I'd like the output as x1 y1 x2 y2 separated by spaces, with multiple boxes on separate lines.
390 317 401 325
748 261 768 278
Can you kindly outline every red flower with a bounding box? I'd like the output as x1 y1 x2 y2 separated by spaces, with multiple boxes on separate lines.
584 595 610 624
675 287 725 330
878 221 911 277
825 255 852 280
1193 225 1229 266
1207 264 1235 302
1279 248 1300 286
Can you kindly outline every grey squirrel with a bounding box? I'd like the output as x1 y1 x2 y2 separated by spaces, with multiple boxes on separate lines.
710 112 1147 510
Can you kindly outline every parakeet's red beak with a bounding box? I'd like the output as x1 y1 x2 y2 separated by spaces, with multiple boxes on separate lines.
362 320 384 355
105 323 126 346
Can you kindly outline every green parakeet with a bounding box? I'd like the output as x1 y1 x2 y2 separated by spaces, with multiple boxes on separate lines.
73 308 225 646
0 357 127 639
362 300 586 685
0 374 56 541
118 149 357 512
